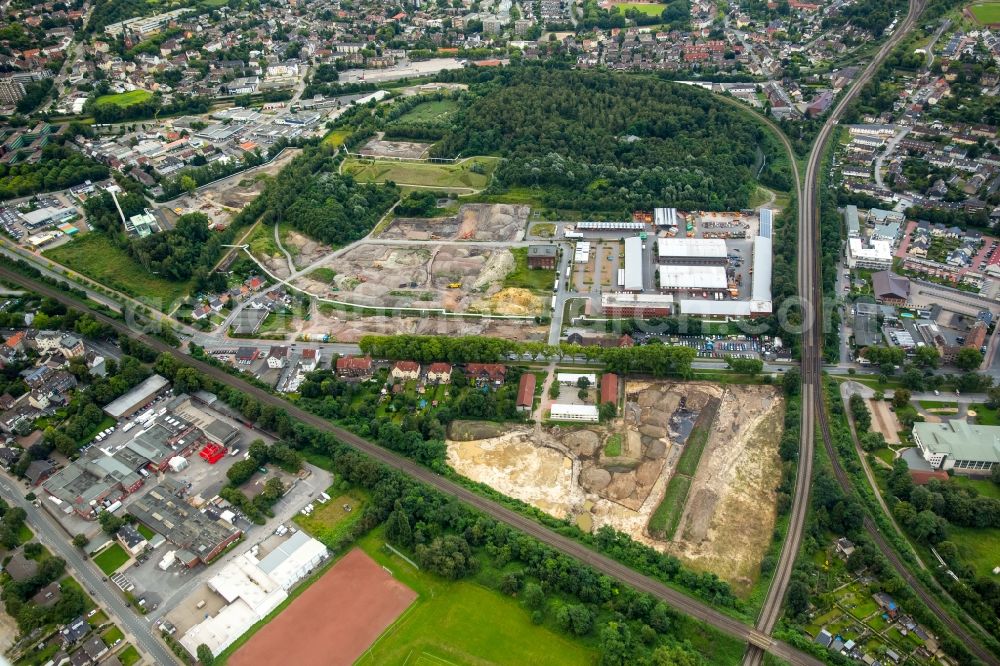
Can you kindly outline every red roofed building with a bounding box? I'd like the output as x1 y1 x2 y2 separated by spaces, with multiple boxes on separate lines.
391 361 420 381
336 355 373 378
600 373 619 406
426 363 452 384
516 373 535 412
465 363 506 388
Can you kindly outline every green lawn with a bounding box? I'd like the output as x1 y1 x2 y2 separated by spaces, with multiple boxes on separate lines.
970 403 1000 425
503 247 557 292
17 523 33 544
321 130 352 148
970 2 1000 24
136 524 155 540
93 543 129 576
647 475 692 540
950 475 1000 500
44 232 191 307
394 99 459 125
613 1 667 15
604 433 622 457
917 400 957 410
94 90 152 108
308 267 337 283
101 625 124 646
118 645 140 666
343 157 498 190
948 525 1000 578
292 489 367 548
355 531 598 666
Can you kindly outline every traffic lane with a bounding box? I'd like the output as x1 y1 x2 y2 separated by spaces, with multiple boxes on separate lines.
0 478 179 666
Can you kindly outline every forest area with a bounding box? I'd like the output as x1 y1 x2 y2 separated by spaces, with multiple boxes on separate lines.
432 67 776 213
0 145 109 201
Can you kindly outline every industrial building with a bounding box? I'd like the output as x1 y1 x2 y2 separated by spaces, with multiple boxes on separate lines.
623 236 644 291
549 404 599 422
658 265 728 291
180 533 328 656
102 374 169 419
575 221 645 231
912 421 1000 475
527 245 558 269
657 238 728 265
129 488 243 566
573 242 591 263
601 292 673 317
654 208 679 228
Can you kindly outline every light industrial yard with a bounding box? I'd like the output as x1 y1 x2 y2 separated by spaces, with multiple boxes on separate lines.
447 381 784 594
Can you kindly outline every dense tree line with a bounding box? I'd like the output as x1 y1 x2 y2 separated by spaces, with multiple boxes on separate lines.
1 546 83 634
15 78 54 115
431 67 773 213
158 149 268 200
0 145 108 201
88 94 211 124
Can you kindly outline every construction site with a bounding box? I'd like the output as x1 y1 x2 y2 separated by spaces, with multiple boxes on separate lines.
446 381 784 595
376 204 529 242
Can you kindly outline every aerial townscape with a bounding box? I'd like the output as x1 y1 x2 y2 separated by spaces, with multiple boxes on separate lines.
1 0 1000 664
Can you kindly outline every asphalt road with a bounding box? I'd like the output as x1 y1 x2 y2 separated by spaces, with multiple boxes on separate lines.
0 265 825 666
0 478 178 666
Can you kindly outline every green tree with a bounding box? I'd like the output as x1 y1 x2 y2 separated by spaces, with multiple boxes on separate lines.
955 347 984 371
72 534 88 549
787 580 809 615
891 388 912 409
197 643 215 666
522 582 545 610
180 174 197 194
385 500 413 547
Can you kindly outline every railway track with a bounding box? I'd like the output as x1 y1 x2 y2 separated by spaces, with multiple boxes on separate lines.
0 265 825 666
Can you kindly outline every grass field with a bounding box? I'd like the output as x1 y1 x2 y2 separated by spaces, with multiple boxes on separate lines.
950 476 1000 500
93 543 129 576
355 531 598 666
322 130 352 148
94 90 152 107
136 524 155 540
343 156 498 190
970 403 1000 425
613 1 667 15
970 2 1000 24
503 247 558 291
292 489 367 548
395 100 459 125
604 433 622 457
948 525 1000 577
44 232 191 307
647 475 692 540
118 646 140 666
101 625 124 646
674 399 719 477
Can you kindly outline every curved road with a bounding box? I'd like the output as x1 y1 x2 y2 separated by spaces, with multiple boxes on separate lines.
0 265 825 666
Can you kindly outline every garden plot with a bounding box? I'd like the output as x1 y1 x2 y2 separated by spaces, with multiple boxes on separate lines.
378 204 530 242
292 244 545 316
446 382 784 594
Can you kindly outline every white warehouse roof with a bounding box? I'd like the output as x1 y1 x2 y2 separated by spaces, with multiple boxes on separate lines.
623 236 644 291
751 236 772 303
659 265 728 290
256 531 328 590
550 404 599 422
657 237 727 259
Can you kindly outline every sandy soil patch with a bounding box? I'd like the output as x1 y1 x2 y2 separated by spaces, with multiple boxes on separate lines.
281 228 332 270
667 386 783 593
378 204 529 242
447 382 784 594
867 398 901 444
358 135 431 159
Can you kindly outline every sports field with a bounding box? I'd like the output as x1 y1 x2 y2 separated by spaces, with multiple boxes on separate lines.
343 157 498 190
228 549 416 666
613 2 667 15
356 533 597 666
94 90 153 107
970 2 1000 24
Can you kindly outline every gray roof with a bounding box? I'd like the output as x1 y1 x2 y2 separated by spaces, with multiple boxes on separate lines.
102 374 168 419
872 271 910 300
623 236 643 291
913 421 1000 464
527 245 557 258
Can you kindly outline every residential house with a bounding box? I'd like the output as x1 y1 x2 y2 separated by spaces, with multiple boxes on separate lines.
390 361 420 382
266 346 288 369
335 355 372 378
465 363 507 388
25 459 56 486
300 348 320 372
117 524 148 556
426 362 452 384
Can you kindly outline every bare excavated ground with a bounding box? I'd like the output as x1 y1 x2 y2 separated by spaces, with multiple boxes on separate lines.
300 304 549 342
867 398 902 443
377 204 530 242
281 228 332 271
290 243 544 316
446 382 784 595
667 385 784 595
358 136 431 159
